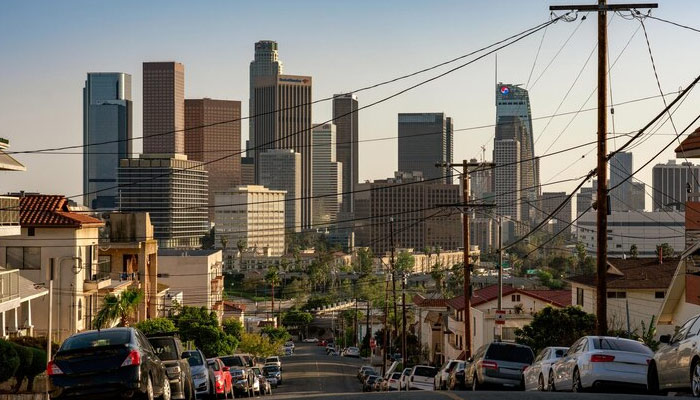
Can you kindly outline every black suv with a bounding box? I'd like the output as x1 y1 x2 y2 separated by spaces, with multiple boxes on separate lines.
147 333 195 400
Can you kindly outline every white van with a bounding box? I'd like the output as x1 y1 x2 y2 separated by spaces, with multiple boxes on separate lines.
407 365 437 390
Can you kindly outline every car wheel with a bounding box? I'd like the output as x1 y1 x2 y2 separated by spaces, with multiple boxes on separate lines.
160 378 171 400
572 368 584 393
144 376 155 400
538 374 545 391
548 370 556 392
472 374 480 391
647 362 661 395
692 360 700 397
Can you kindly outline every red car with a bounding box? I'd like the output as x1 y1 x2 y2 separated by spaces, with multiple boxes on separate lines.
317 340 327 347
207 357 235 399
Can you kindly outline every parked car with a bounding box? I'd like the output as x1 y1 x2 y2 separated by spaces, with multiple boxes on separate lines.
385 372 402 391
230 368 255 397
263 364 282 386
407 365 437 390
357 366 375 381
550 336 652 392
434 359 461 390
318 340 327 347
48 327 171 399
465 341 534 391
147 334 194 400
343 347 360 358
373 377 385 392
218 355 246 369
363 374 380 392
302 337 318 343
325 343 336 354
206 358 234 399
398 368 412 390
447 361 467 390
184 349 215 399
360 369 377 384
649 314 700 395
252 367 272 395
284 346 294 356
265 356 281 368
523 346 568 391
284 341 295 349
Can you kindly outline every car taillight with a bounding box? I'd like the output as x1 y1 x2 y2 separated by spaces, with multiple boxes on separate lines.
47 361 64 376
522 365 528 371
480 361 498 370
121 350 141 367
590 354 615 362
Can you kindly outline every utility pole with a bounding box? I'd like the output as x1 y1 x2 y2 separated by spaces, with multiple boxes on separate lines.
401 274 407 366
497 217 503 340
550 0 657 336
389 217 398 355
382 274 389 375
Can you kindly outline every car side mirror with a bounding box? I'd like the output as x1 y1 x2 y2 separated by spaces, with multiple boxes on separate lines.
467 357 473 363
222 366 230 372
659 334 671 344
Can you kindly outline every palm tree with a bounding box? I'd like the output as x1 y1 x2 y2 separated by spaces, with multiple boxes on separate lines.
93 288 144 329
236 238 246 270
265 267 281 321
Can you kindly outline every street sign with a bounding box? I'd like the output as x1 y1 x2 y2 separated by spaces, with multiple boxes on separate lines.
495 310 506 325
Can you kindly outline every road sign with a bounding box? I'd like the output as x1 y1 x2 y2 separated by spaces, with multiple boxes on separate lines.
495 310 506 325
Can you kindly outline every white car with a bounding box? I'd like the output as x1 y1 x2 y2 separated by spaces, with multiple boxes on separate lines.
398 368 411 390
343 346 360 358
434 359 460 390
407 365 437 391
550 336 652 392
385 372 402 391
523 346 568 391
302 337 318 343
284 341 295 349
265 356 281 368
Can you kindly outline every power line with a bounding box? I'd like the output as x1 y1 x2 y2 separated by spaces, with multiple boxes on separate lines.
642 12 700 34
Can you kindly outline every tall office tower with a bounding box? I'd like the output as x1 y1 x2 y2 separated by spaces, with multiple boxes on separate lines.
143 62 185 155
259 149 302 232
496 83 538 221
240 157 255 185
332 93 359 214
185 98 242 222
577 183 596 216
652 160 700 211
83 72 132 210
493 116 523 229
538 192 573 235
253 74 313 229
249 41 284 158
631 182 645 211
118 154 208 249
445 117 454 184
398 113 451 182
609 151 634 211
469 157 494 201
312 123 343 225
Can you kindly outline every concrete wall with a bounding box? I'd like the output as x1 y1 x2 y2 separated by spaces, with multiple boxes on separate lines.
158 251 222 318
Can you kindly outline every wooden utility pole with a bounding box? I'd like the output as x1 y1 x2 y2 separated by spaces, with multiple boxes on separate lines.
389 218 398 355
401 274 407 365
382 275 389 375
549 1 657 335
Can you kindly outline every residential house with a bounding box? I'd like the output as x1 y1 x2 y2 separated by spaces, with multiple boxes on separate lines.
413 294 449 366
223 301 245 324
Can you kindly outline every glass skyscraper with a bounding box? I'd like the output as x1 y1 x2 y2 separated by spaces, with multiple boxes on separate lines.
83 72 132 210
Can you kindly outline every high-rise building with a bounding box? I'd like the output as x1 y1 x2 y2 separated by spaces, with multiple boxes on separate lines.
185 98 241 222
215 185 286 263
398 113 451 183
83 72 132 210
332 93 359 214
470 158 494 201
538 191 573 235
118 154 208 249
241 156 255 185
312 123 343 225
609 151 634 211
253 74 312 229
493 116 522 226
652 160 700 211
249 40 284 159
259 149 301 232
577 183 596 216
445 117 454 184
631 182 645 211
354 171 461 254
143 62 185 155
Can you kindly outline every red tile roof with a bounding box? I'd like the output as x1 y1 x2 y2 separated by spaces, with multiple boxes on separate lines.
567 257 678 290
446 284 571 310
19 195 103 228
413 294 448 308
519 289 572 307
224 301 246 312
675 126 700 158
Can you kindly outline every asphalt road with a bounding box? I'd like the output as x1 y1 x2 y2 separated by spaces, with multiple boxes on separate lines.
267 344 690 400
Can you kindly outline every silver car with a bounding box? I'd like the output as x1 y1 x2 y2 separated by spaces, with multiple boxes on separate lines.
550 336 652 392
465 342 534 390
184 349 214 399
522 346 567 391
648 313 700 395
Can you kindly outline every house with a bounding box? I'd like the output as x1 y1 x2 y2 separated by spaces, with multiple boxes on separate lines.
0 194 104 342
567 257 677 335
223 301 245 324
413 294 449 366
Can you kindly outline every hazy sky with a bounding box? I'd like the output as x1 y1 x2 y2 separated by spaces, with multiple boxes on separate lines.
2 0 700 213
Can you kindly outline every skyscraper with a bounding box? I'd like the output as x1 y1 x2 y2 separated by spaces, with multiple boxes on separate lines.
83 72 132 210
143 62 185 155
493 116 523 225
312 123 343 225
609 151 634 211
652 160 700 211
332 93 359 213
445 117 454 184
538 192 573 235
259 149 302 232
249 40 283 158
398 113 451 182
253 74 313 229
577 183 596 216
185 98 241 222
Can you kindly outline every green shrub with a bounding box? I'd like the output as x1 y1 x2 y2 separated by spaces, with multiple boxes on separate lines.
0 339 19 383
9 336 58 356
134 318 177 335
9 343 46 392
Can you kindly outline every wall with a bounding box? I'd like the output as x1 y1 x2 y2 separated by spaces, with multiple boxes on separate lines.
158 251 222 318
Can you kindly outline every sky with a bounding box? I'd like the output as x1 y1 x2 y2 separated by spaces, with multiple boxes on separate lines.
1 0 700 213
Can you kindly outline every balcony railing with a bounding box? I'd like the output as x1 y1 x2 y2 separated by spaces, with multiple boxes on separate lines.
84 272 112 291
0 269 20 304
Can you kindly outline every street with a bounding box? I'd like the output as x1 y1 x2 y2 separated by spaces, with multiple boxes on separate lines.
269 344 687 400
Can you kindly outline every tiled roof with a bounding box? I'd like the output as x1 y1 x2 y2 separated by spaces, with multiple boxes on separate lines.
675 126 700 158
520 289 571 307
413 294 448 308
224 301 246 311
19 195 103 228
567 257 678 290
446 284 570 310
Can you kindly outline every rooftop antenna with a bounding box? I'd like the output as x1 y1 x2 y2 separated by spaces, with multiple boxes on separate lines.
481 145 486 162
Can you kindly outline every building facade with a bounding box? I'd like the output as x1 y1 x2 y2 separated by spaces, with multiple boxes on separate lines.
118 154 208 249
577 184 595 216
240 156 255 185
538 191 573 235
332 94 358 214
259 149 301 232
609 151 635 211
185 98 242 222
493 121 521 224
312 123 343 225
397 113 451 183
652 160 700 211
83 72 132 210
249 40 284 157
143 62 185 155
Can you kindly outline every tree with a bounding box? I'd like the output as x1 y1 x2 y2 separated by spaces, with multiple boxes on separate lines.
238 332 284 359
261 326 291 342
430 262 445 294
171 306 238 357
282 309 313 329
0 339 19 385
395 251 415 275
656 243 674 258
515 306 596 354
93 288 144 329
265 266 281 315
222 318 244 341
629 244 639 259
201 227 215 249
134 318 176 335
354 248 374 276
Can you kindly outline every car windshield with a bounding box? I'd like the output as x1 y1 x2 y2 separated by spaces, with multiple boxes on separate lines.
391 373 402 379
207 360 220 371
61 330 131 350
266 357 278 363
402 368 411 375
252 368 261 375
185 351 204 366
220 356 244 367
413 366 437 377
592 338 651 354
485 344 534 364
263 366 280 373
148 338 179 360
230 369 244 377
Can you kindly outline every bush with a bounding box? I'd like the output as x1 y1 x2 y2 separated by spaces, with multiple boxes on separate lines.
9 336 58 357
134 318 177 335
10 344 46 392
0 339 19 383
